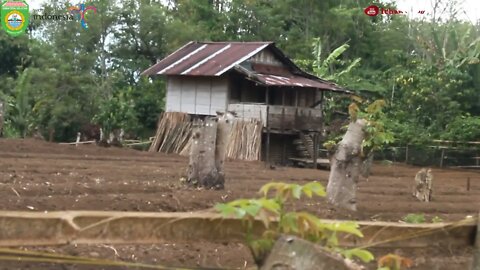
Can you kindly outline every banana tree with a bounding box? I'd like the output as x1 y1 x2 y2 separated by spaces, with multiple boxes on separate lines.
311 37 361 81
297 38 362 123
10 69 32 138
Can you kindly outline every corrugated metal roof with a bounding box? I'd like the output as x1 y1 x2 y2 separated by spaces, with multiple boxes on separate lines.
256 74 342 90
142 41 350 93
233 66 347 92
142 41 271 76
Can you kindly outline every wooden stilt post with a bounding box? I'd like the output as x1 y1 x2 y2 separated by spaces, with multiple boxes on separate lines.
266 125 271 166
472 212 480 270
265 86 270 166
281 88 286 165
312 133 318 169
440 148 445 168
295 88 299 107
319 90 325 137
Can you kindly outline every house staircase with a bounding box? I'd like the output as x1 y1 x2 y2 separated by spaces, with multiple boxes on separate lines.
291 132 330 168
294 133 314 158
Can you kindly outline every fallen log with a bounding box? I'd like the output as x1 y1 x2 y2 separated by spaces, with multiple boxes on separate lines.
0 211 475 248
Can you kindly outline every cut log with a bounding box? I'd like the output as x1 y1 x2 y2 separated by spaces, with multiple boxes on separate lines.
327 119 367 211
261 235 364 270
187 118 224 189
472 212 480 270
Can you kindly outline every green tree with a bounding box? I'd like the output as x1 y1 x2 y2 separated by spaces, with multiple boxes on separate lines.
93 87 138 143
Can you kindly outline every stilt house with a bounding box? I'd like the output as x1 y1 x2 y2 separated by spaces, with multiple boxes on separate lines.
142 41 350 165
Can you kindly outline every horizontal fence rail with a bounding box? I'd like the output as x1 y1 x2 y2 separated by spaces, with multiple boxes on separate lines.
0 211 476 248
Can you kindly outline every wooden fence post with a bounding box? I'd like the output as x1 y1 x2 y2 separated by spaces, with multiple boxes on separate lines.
187 118 224 189
440 148 445 168
405 144 409 164
266 105 271 166
0 100 4 137
472 212 480 270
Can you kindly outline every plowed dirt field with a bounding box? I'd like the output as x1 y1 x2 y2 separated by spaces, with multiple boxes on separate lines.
0 139 478 270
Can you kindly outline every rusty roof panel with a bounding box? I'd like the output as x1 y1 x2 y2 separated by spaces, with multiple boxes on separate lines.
164 43 225 75
256 74 345 92
142 41 271 76
141 42 200 75
191 43 269 76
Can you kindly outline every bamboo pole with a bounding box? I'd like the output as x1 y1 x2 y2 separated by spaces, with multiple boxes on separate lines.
59 141 96 145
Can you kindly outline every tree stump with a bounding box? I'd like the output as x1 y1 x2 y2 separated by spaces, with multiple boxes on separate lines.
214 113 233 186
187 118 224 189
327 119 366 211
261 235 364 270
412 168 433 202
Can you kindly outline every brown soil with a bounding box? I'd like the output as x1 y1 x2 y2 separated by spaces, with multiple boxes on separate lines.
0 139 479 270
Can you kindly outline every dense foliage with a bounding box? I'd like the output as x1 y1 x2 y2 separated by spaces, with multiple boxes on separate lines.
0 0 478 143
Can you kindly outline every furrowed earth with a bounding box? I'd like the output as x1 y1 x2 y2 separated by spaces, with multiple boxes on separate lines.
0 139 478 270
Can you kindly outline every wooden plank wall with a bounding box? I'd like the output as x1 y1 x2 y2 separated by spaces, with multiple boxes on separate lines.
228 103 268 124
166 76 228 116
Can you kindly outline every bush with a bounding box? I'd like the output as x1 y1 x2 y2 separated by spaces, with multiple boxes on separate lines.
442 115 480 142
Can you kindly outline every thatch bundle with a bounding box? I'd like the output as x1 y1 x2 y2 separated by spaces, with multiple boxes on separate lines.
150 112 262 161
225 119 262 161
149 112 192 154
